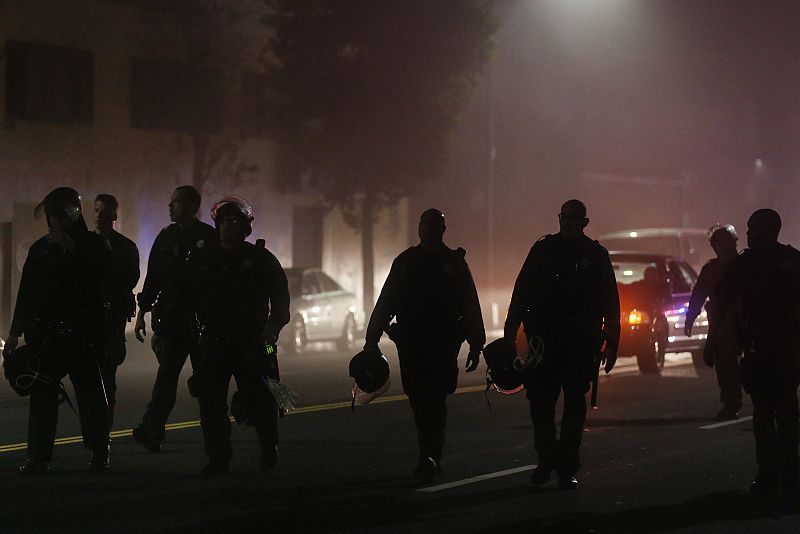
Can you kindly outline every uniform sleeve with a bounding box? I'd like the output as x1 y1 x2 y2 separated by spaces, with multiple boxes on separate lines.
365 256 403 346
181 246 206 316
121 240 141 293
9 246 38 337
86 237 114 331
686 263 714 324
712 257 742 324
599 248 621 349
265 253 291 330
504 246 537 339
459 257 486 348
138 230 165 312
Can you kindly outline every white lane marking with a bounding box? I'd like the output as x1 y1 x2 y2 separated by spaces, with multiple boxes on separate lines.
700 416 753 430
416 464 537 493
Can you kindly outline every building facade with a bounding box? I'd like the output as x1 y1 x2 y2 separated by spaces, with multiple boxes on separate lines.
0 0 409 337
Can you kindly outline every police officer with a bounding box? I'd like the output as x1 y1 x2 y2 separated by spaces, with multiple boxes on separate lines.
684 223 742 420
3 188 112 474
365 208 485 483
132 185 218 451
93 194 140 431
187 196 290 476
504 199 619 490
714 209 800 495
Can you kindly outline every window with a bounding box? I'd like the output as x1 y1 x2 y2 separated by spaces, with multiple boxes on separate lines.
286 271 302 296
5 40 94 124
666 261 693 294
317 272 342 293
302 271 321 295
612 260 659 286
130 57 223 133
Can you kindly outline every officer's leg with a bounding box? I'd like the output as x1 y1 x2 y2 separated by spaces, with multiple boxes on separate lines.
100 344 124 431
408 393 433 461
409 390 447 464
714 323 742 415
141 332 191 437
774 382 799 490
197 344 232 474
102 318 128 430
26 380 60 466
528 367 562 474
234 352 279 471
69 353 110 452
750 387 779 485
558 375 590 478
430 393 448 466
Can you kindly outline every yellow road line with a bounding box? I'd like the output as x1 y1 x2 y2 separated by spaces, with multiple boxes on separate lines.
0 384 488 454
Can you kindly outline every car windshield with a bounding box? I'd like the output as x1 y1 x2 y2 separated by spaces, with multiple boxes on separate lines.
612 259 659 286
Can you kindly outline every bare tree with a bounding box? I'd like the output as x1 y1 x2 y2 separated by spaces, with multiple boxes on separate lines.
263 0 497 315
134 0 271 193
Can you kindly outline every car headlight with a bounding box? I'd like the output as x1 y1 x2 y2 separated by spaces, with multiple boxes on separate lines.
623 309 650 325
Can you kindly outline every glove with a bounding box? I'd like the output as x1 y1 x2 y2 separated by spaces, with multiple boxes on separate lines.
601 344 617 374
134 312 148 343
262 323 280 345
465 346 481 372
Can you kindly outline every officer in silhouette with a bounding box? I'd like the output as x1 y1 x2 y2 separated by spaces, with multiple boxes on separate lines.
365 208 485 483
505 199 619 490
714 209 800 496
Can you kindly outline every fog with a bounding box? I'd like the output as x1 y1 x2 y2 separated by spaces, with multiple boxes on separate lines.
417 0 800 315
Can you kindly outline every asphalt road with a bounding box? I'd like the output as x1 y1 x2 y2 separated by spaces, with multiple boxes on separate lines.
1 334 798 533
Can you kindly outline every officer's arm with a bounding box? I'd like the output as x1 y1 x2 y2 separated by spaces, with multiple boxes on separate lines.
600 250 621 352
460 257 486 349
711 258 742 324
97 239 115 305
265 253 291 332
504 246 536 340
138 231 165 314
685 264 714 330
181 247 206 315
365 259 401 347
122 241 141 292
8 248 37 339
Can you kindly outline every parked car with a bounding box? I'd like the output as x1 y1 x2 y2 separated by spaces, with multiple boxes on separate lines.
280 268 365 355
610 251 708 374
600 228 713 274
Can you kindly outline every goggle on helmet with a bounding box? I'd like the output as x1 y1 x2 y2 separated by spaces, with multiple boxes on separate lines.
210 195 254 236
34 187 83 222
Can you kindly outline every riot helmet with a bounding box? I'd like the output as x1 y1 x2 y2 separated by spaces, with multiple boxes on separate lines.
211 195 255 236
34 187 87 232
707 223 738 245
349 347 391 406
483 338 524 394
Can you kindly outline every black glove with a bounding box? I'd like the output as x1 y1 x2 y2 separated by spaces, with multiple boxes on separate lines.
465 346 481 372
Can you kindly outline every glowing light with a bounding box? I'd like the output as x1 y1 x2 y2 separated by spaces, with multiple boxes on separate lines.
629 232 638 238
623 270 634 276
626 309 648 325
